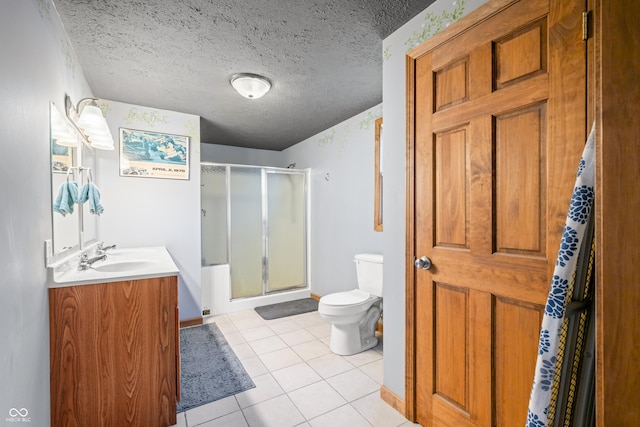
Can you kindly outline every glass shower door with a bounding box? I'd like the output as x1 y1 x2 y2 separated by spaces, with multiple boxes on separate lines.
266 171 307 292
202 163 309 301
229 166 263 299
201 164 228 266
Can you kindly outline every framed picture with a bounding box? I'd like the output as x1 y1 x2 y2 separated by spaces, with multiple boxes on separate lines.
51 139 73 173
119 128 190 180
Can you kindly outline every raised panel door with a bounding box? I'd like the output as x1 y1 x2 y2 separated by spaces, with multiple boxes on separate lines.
408 0 587 425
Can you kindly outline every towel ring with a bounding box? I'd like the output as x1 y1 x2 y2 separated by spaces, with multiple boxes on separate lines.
65 166 74 183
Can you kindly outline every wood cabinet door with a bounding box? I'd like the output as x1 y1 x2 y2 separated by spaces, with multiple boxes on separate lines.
407 0 587 425
49 276 178 426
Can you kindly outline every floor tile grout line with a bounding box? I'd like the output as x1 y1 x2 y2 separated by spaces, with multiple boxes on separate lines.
245 315 338 423
179 310 404 427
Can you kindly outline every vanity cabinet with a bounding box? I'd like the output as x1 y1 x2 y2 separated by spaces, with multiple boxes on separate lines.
49 275 180 427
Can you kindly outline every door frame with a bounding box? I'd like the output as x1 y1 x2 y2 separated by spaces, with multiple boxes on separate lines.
594 0 640 425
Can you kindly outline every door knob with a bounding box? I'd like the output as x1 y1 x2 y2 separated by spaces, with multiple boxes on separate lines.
414 256 432 270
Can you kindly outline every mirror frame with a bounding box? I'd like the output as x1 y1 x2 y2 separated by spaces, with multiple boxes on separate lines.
374 117 383 231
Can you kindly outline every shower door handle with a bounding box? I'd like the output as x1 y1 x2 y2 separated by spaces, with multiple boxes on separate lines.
414 256 432 270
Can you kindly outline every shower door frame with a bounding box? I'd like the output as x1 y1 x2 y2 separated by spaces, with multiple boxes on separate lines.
202 162 310 300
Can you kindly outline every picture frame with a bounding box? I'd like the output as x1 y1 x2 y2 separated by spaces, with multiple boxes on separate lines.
374 117 383 231
51 139 73 173
119 128 190 180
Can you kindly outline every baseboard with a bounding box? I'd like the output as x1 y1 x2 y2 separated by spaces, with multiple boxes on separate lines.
310 292 321 301
380 385 406 416
180 317 203 329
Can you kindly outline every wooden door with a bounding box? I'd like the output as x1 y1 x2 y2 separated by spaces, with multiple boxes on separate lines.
406 0 587 425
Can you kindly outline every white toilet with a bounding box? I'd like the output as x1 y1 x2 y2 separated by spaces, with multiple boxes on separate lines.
318 253 383 355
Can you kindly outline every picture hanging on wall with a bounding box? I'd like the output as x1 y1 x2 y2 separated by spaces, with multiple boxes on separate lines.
51 140 73 173
119 128 190 180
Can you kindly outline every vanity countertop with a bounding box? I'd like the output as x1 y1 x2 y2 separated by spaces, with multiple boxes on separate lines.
48 246 179 288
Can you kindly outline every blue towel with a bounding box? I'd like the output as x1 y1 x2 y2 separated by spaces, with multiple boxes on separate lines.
53 181 79 216
79 182 104 215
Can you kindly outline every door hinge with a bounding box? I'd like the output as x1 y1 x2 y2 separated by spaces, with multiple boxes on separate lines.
582 11 591 41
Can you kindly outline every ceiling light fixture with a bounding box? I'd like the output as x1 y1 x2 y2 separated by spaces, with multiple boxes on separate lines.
65 94 115 150
230 73 271 99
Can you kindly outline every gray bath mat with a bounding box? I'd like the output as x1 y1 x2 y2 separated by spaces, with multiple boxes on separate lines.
254 297 319 320
177 323 255 412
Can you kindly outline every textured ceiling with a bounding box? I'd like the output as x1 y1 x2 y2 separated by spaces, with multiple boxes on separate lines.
54 0 435 150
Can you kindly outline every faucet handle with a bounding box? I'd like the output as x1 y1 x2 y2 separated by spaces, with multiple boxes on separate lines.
97 242 116 254
80 252 89 262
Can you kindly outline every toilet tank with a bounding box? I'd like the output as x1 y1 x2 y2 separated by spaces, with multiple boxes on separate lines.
354 253 383 297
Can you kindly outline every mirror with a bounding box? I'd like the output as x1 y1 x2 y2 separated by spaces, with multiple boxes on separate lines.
374 117 383 231
79 128 97 249
50 103 80 255
50 102 97 258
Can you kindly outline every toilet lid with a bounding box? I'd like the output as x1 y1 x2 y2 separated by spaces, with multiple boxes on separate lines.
321 289 370 306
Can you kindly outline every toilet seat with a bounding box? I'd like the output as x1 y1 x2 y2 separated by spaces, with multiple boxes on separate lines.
321 289 370 305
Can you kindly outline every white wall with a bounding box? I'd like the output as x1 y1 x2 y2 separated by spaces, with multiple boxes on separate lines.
381 0 488 398
282 105 384 296
0 0 93 423
96 100 202 319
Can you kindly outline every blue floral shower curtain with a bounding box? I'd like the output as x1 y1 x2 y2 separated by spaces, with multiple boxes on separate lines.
526 123 595 426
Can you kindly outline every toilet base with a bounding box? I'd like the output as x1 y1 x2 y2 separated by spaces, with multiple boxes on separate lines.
329 328 378 355
327 303 381 355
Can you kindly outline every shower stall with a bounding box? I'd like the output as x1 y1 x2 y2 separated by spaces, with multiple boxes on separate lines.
201 163 310 314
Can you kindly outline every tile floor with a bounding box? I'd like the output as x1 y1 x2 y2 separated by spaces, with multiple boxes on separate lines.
172 309 417 427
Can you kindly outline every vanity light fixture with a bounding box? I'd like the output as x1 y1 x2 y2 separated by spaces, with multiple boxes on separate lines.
230 73 271 99
51 109 78 147
65 94 115 150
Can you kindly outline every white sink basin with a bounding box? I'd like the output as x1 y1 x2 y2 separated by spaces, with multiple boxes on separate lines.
92 259 158 273
48 246 179 287
107 248 159 258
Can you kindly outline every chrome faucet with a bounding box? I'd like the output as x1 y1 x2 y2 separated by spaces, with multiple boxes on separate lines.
96 242 117 255
78 252 107 271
